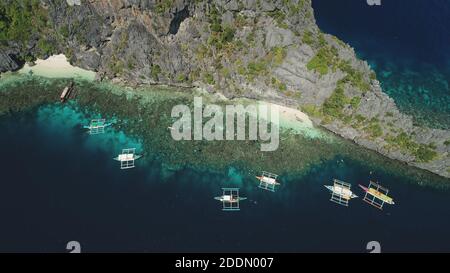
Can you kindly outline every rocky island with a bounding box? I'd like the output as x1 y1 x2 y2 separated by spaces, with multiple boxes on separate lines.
0 0 449 178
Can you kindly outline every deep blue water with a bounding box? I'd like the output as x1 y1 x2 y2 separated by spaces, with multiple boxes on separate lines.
1 106 450 252
312 0 450 128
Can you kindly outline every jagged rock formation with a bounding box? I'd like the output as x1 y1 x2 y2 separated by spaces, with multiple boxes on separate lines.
0 0 449 178
0 51 21 72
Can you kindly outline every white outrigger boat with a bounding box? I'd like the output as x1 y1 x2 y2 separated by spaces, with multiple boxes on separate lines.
113 148 142 169
256 171 280 192
324 179 358 206
83 119 113 135
215 188 247 211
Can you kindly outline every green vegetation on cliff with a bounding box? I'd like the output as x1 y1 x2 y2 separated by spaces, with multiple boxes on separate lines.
386 131 438 162
306 46 339 76
303 31 374 132
365 118 383 138
0 0 54 59
0 0 47 44
306 40 370 92
337 60 371 92
267 10 288 29
155 0 173 14
322 85 348 118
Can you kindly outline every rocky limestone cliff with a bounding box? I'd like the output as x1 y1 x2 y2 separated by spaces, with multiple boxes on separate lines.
0 0 449 178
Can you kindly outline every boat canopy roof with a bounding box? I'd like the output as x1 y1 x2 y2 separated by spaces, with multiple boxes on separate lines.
222 195 232 201
118 153 134 161
261 176 276 184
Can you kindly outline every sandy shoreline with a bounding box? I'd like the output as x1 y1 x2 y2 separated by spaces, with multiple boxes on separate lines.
263 101 313 127
18 54 95 81
12 54 325 140
257 101 328 139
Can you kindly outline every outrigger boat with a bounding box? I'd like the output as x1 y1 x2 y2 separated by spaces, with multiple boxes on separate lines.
214 195 247 203
256 171 280 192
324 179 358 206
113 148 142 169
60 81 75 103
215 188 246 211
359 181 395 209
83 119 113 134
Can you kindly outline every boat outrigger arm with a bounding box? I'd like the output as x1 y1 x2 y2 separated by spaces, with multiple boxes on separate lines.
214 195 248 203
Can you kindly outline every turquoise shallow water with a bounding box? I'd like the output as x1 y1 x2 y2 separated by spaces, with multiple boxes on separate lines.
36 102 143 156
0 103 449 252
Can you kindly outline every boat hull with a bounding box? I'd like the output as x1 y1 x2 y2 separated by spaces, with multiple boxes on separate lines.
84 123 113 130
359 184 394 205
256 176 280 185
113 154 142 161
324 185 358 199
214 196 247 202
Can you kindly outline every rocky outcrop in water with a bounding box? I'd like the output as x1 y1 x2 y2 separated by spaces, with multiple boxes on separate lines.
0 0 449 178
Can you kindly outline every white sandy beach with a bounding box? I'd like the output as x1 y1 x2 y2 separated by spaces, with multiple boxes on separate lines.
19 54 96 81
202 92 326 140
263 101 313 127
13 55 327 139
258 101 327 139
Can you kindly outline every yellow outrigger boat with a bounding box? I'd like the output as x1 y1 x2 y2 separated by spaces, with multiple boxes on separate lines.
359 182 395 209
